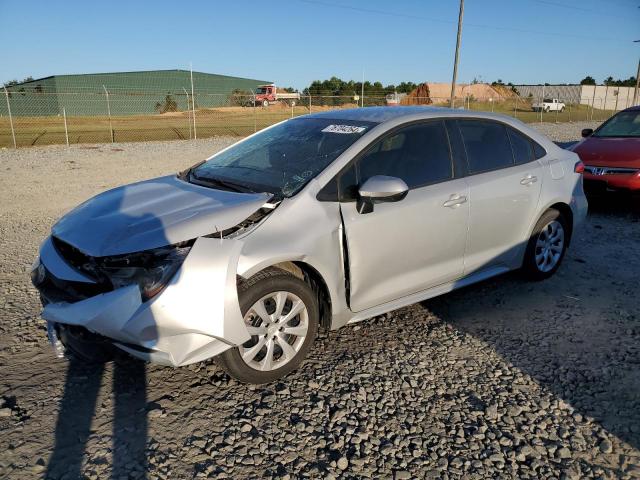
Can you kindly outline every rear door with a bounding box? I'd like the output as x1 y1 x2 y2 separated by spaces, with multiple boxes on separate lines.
339 120 469 312
454 119 543 273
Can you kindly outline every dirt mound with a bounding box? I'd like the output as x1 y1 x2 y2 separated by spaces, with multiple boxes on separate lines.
400 84 432 105
490 84 518 99
404 82 518 104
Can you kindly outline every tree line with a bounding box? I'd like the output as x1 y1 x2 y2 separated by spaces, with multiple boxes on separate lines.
302 77 419 97
580 75 637 87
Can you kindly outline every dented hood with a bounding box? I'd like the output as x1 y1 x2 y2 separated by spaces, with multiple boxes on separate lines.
52 175 271 257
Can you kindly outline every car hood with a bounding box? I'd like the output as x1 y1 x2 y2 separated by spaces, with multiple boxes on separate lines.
52 175 272 257
572 137 640 168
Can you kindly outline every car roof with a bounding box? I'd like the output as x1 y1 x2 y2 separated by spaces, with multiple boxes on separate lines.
305 106 457 123
621 105 640 112
303 105 520 125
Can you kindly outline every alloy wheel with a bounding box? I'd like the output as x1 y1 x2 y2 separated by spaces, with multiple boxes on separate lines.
240 291 309 371
535 220 565 272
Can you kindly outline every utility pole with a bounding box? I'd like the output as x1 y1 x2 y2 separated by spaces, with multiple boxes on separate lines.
449 0 464 108
361 69 365 108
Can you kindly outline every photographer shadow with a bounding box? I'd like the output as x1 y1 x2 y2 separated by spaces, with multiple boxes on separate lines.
45 357 148 479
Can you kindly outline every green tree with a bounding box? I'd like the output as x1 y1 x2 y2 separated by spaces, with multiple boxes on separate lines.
580 76 596 85
3 76 34 87
155 94 178 113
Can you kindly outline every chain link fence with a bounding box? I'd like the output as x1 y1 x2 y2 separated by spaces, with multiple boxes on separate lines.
0 88 631 148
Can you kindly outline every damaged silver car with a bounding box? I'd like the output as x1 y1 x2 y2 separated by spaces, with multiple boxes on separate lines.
32 107 587 383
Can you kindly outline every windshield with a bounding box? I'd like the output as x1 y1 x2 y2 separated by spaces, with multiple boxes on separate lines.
593 111 640 138
256 87 267 94
190 117 376 198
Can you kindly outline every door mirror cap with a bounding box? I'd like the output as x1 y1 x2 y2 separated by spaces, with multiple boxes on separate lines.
359 175 409 200
581 128 594 138
357 175 409 214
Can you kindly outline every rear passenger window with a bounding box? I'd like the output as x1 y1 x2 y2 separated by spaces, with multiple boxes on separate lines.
508 128 534 165
356 121 453 189
533 141 546 159
458 120 514 174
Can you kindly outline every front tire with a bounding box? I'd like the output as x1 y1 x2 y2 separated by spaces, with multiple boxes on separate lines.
58 325 116 363
522 209 568 280
216 268 318 384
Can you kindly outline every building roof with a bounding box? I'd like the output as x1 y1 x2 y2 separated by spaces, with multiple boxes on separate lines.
11 69 269 87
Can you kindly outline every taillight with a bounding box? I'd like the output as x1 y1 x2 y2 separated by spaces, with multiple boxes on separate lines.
574 161 585 174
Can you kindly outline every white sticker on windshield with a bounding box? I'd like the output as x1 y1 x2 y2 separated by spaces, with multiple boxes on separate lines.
321 124 367 134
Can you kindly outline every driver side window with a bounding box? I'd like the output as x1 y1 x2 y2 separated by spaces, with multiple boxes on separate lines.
355 121 453 189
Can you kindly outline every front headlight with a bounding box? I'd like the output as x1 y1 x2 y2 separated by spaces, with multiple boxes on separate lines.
98 244 191 301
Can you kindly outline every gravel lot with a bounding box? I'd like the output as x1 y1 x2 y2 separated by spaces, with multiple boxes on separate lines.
1 121 639 479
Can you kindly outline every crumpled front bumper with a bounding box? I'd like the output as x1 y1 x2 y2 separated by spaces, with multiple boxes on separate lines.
36 236 251 366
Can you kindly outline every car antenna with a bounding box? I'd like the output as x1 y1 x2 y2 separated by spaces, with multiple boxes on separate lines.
215 225 223 244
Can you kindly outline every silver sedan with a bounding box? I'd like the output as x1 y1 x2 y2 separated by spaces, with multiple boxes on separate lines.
31 107 587 383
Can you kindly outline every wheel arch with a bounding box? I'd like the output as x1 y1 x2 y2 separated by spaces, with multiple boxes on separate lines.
529 201 574 247
547 202 574 245
241 260 333 330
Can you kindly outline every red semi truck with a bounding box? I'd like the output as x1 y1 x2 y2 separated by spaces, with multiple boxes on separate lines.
254 85 300 107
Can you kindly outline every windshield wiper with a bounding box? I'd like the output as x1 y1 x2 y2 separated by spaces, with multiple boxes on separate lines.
189 172 255 193
178 160 205 181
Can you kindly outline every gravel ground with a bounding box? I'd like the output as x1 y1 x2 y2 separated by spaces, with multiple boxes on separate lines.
1 121 639 479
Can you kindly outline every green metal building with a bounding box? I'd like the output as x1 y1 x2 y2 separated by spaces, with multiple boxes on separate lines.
2 70 269 116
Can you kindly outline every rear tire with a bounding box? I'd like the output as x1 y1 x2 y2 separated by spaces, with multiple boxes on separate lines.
216 268 318 384
522 209 568 280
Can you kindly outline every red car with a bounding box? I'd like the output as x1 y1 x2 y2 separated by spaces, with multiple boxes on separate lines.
572 106 640 198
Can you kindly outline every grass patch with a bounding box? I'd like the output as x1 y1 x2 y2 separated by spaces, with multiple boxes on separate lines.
0 103 612 148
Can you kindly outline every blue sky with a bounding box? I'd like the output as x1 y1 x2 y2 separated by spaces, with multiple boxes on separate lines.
1 0 638 89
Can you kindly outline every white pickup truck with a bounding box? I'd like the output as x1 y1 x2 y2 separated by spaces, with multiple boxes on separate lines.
532 98 565 112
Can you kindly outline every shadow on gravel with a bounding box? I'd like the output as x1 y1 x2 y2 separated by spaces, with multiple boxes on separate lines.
585 192 640 218
46 358 148 479
425 201 639 453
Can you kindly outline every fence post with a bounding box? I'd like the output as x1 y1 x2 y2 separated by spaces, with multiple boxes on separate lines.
308 94 312 113
253 93 257 133
102 85 114 143
590 86 596 121
63 107 69 146
3 86 16 148
190 68 197 140
182 88 192 139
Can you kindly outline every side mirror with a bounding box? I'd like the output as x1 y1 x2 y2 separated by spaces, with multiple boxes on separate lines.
581 128 593 138
357 175 409 214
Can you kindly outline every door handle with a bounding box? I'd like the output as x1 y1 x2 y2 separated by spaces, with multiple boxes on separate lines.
520 175 538 186
443 194 468 208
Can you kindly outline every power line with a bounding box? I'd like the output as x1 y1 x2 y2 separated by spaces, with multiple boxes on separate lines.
296 0 634 43
528 0 636 18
